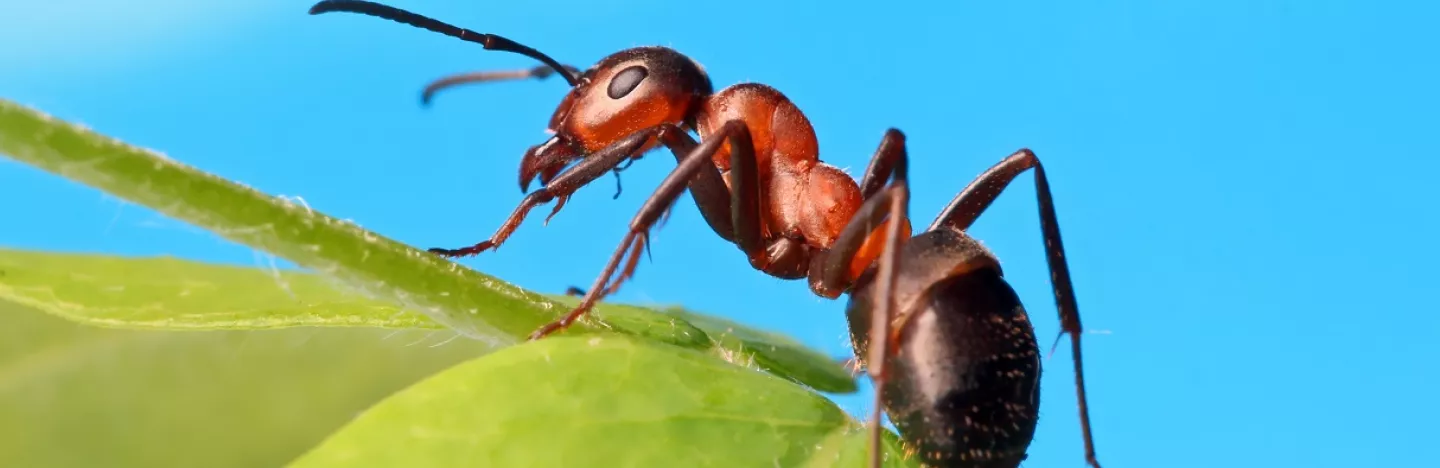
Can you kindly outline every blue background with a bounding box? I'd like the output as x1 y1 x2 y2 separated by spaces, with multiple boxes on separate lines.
4 1 1438 466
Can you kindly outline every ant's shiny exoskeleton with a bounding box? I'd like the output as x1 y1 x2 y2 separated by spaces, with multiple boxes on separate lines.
309 2 1101 467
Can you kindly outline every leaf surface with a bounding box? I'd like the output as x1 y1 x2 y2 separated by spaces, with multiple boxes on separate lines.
290 335 914 468
0 300 493 468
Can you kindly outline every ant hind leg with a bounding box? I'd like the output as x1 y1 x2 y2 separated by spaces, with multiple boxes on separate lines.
930 148 1102 468
810 128 912 468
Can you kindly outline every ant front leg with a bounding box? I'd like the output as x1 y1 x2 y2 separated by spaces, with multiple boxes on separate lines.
813 129 911 468
527 120 757 340
430 122 737 259
427 130 657 257
930 149 1101 468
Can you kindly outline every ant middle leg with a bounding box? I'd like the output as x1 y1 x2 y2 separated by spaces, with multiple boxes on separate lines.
527 119 766 339
930 149 1101 468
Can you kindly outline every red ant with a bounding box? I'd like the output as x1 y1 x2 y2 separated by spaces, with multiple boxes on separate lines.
309 2 1102 467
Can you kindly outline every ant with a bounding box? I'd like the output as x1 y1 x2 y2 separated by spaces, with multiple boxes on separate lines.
308 1 1101 467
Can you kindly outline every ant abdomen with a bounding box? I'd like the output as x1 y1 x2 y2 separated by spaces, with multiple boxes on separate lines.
846 230 1042 467
888 271 1041 467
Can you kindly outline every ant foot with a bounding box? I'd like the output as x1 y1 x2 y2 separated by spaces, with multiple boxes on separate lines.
527 321 566 341
427 240 497 258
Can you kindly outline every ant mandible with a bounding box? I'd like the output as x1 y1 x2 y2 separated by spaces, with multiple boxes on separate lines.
308 2 1101 467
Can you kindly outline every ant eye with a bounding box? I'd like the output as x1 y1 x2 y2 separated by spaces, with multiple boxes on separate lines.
606 65 648 99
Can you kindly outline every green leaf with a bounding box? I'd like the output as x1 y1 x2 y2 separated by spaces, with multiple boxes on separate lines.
0 300 494 468
665 305 859 394
0 247 853 392
289 335 916 468
550 296 859 395
0 247 437 330
0 99 574 343
800 423 914 468
0 245 710 350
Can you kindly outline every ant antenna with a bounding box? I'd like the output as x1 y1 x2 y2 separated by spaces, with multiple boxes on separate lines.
420 64 582 106
308 0 581 86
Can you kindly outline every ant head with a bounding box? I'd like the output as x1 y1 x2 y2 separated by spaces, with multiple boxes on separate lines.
521 47 712 191
549 47 713 151
306 1 710 191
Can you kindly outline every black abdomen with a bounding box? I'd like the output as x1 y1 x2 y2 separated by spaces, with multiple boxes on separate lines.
850 268 1041 468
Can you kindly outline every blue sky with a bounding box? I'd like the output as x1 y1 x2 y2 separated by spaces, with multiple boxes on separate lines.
4 1 1438 466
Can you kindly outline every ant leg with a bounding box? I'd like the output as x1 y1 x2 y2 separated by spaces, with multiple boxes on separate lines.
711 122 765 260
427 129 655 257
837 355 865 377
856 129 909 200
931 149 1101 468
662 118 798 278
810 139 910 468
657 118 796 278
420 64 583 105
650 129 737 243
610 158 637 200
864 184 908 468
430 122 733 259
527 120 756 340
542 196 571 226
611 169 623 199
809 129 910 298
